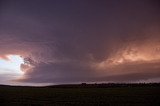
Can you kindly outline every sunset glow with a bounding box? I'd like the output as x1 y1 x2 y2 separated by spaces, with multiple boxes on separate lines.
0 55 24 76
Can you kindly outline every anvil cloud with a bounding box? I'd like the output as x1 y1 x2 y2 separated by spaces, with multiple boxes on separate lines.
0 0 160 85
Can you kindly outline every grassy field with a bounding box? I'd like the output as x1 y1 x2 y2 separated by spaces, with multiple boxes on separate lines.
0 85 160 106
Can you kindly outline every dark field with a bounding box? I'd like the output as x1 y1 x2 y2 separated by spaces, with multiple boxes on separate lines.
0 84 160 106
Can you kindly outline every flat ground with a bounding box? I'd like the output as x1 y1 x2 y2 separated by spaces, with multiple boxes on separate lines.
0 85 160 106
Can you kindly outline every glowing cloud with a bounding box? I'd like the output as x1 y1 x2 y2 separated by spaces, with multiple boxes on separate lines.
96 40 160 69
0 55 24 78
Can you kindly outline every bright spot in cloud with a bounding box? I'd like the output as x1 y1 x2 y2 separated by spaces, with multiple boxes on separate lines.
0 55 24 76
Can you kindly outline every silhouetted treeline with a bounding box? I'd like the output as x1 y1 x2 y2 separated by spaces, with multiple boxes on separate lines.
0 83 160 88
46 83 160 88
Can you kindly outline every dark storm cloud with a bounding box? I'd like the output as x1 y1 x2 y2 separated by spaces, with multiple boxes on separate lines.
1 0 160 84
18 61 160 84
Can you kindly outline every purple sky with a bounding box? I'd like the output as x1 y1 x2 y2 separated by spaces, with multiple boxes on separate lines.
0 0 160 85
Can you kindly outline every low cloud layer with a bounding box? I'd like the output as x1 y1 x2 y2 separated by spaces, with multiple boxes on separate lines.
0 0 160 85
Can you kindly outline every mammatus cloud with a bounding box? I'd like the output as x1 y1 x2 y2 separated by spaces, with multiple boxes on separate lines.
0 0 160 85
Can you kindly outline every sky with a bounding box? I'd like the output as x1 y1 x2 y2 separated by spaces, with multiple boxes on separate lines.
0 0 160 85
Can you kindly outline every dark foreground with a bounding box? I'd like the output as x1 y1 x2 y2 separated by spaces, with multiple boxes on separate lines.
0 84 160 106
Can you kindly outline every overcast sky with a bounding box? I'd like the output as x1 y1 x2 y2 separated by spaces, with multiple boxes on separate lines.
0 0 160 85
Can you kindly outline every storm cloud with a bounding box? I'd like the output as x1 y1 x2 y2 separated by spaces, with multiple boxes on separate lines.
0 0 160 85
